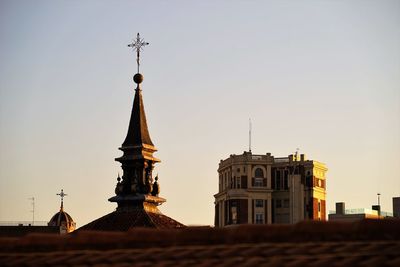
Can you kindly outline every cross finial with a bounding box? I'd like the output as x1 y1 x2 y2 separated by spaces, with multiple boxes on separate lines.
56 189 67 210
127 33 149 73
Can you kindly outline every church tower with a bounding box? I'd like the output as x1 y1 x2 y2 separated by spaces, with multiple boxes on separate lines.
79 34 183 231
109 71 164 209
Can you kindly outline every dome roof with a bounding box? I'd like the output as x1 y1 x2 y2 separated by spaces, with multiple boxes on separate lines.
48 209 76 234
50 189 76 233
48 210 74 227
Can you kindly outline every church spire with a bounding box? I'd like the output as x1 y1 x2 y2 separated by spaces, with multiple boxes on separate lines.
79 34 184 231
117 33 159 162
121 73 155 150
111 33 162 210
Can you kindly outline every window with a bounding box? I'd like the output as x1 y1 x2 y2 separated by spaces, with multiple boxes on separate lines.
283 199 289 208
255 168 264 178
231 206 237 224
276 170 281 190
318 202 321 212
276 199 282 208
255 213 264 224
236 177 241 189
255 199 264 207
276 177 281 190
254 178 263 187
284 170 289 190
237 168 240 173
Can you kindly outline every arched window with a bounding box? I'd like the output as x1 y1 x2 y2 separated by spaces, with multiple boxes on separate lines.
255 168 264 178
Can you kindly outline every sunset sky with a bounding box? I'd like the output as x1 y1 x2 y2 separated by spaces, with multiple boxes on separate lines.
0 0 399 226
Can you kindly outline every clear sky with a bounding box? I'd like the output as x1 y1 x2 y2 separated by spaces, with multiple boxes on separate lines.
0 0 399 226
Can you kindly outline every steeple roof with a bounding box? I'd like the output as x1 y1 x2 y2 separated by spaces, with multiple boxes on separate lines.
121 77 154 148
116 73 159 163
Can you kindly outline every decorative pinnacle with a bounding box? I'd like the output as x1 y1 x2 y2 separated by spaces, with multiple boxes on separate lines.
127 33 149 73
57 189 67 210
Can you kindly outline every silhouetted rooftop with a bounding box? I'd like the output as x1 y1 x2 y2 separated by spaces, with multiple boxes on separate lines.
1 220 399 266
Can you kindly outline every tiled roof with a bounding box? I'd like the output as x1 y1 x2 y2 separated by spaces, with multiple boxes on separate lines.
1 219 399 266
78 209 185 231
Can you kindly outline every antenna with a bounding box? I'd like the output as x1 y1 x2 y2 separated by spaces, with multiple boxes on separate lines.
377 193 381 206
249 118 252 153
28 197 35 225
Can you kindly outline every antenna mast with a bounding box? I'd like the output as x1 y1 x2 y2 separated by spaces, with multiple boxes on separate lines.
28 197 35 226
249 118 252 153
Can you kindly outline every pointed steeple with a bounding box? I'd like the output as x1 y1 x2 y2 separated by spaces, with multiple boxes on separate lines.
116 73 160 163
111 34 161 209
79 34 184 231
122 76 154 148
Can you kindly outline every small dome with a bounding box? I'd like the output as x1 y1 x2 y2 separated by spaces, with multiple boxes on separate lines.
48 210 76 234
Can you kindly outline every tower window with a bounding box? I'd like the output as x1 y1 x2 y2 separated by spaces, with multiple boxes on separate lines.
283 199 289 208
255 199 264 207
254 178 263 187
255 213 264 224
236 177 241 188
276 199 282 208
255 168 264 178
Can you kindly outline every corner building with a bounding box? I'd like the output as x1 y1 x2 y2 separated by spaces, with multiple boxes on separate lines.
214 151 327 226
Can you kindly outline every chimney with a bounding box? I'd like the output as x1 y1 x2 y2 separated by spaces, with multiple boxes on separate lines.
336 202 345 215
393 197 400 218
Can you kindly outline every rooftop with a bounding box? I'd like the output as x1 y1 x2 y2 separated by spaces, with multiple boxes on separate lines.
1 220 399 266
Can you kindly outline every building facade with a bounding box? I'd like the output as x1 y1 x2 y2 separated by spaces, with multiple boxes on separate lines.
214 151 327 227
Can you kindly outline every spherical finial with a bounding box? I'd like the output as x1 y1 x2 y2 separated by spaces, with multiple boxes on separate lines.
133 73 144 84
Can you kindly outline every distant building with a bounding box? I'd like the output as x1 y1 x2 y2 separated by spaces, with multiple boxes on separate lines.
48 189 76 234
329 202 393 222
214 151 327 226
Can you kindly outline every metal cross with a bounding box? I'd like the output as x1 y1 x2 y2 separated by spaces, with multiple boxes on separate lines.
127 33 149 73
57 189 67 202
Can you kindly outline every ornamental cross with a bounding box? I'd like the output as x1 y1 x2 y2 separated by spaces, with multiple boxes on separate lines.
127 33 149 73
57 189 67 202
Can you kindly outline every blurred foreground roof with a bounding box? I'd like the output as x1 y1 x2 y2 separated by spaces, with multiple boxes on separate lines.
1 219 399 266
